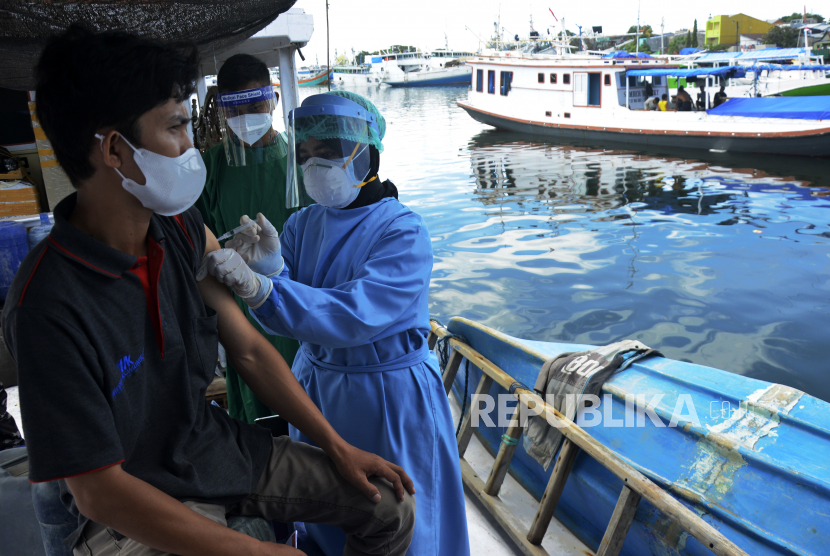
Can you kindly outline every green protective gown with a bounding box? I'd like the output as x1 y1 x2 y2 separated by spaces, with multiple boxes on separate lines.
196 134 303 424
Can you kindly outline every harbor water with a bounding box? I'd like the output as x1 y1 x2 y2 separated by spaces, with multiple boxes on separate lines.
290 85 830 403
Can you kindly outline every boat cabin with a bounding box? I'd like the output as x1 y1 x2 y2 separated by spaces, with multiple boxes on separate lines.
467 55 673 113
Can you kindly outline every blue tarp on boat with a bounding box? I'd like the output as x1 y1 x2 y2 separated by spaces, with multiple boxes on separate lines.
694 51 742 63
748 64 830 73
707 97 830 120
603 51 655 59
626 66 748 78
697 47 810 63
678 47 703 55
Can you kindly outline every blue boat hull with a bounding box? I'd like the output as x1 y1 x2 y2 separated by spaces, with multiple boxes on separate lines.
446 317 830 556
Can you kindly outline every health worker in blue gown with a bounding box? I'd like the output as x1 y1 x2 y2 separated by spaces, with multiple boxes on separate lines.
200 91 470 556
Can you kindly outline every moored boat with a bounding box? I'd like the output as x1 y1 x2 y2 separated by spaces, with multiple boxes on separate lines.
272 67 331 87
457 52 830 157
366 49 473 87
330 64 377 87
435 317 830 556
693 48 830 98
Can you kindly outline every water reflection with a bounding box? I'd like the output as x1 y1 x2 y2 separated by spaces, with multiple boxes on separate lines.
433 133 830 401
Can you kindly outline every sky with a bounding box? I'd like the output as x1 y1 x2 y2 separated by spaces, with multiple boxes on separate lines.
290 0 819 63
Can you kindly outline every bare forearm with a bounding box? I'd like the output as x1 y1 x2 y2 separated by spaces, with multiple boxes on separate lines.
228 342 347 456
67 467 261 556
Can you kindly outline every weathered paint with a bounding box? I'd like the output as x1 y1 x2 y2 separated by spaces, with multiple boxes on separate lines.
674 440 747 503
445 316 830 556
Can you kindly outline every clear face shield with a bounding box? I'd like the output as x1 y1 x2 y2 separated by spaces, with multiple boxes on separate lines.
286 101 378 209
216 85 278 167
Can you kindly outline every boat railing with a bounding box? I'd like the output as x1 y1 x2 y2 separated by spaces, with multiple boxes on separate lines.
428 319 749 556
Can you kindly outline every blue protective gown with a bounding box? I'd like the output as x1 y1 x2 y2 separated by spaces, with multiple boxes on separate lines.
251 197 469 556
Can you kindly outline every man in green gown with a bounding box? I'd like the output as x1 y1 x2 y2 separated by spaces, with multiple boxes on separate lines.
195 54 306 423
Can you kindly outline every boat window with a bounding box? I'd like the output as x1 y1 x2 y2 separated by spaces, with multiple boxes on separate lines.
604 74 611 85
476 69 483 92
538 73 544 83
550 73 557 84
488 70 496 94
654 77 662 85
500 71 513 96
563 73 571 85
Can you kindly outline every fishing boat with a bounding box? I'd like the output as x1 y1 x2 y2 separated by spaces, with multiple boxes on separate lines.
456 52 830 157
430 317 830 556
272 66 331 87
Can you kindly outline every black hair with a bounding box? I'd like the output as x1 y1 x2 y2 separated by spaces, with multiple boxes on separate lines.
217 54 270 93
662 94 667 100
34 24 199 186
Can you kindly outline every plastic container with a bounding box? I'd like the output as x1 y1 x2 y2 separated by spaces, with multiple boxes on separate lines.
27 212 54 251
0 221 30 302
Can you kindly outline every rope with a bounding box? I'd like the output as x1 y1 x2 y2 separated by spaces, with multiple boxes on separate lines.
501 434 519 446
434 328 471 437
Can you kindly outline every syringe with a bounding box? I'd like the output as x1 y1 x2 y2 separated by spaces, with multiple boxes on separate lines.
216 219 256 242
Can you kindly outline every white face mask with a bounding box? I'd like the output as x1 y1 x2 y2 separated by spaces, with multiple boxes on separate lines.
226 113 273 146
301 156 362 209
96 133 206 217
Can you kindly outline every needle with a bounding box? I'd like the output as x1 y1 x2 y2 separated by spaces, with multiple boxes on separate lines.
216 220 256 242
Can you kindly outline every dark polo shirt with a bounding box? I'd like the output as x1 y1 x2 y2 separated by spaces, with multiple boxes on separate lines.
2 194 272 543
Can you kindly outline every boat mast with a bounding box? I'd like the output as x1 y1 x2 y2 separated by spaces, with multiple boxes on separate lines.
325 0 331 91
636 0 640 58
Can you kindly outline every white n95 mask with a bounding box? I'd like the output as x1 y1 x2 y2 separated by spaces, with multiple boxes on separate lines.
226 113 273 146
301 156 365 209
96 133 206 216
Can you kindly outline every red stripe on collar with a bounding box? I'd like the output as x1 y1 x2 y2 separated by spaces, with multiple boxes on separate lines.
48 237 122 278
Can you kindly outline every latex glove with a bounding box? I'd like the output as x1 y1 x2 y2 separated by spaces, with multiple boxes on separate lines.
197 249 271 307
225 213 284 276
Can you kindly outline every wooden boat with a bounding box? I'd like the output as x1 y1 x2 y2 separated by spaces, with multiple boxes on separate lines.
272 68 331 88
457 53 830 157
432 317 830 556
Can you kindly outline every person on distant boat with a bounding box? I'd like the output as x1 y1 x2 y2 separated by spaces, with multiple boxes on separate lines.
713 85 728 107
675 86 693 111
696 82 708 110
668 95 678 110
200 91 470 556
644 96 659 110
658 94 669 111
196 54 308 426
4 25 415 556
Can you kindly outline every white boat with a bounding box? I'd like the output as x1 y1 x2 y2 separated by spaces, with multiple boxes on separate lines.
693 47 830 98
456 51 830 157
366 50 473 87
330 64 377 87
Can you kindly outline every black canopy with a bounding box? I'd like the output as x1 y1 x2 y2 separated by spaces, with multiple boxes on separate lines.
0 0 296 90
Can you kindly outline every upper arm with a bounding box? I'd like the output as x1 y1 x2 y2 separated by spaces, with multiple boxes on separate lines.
197 226 260 354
